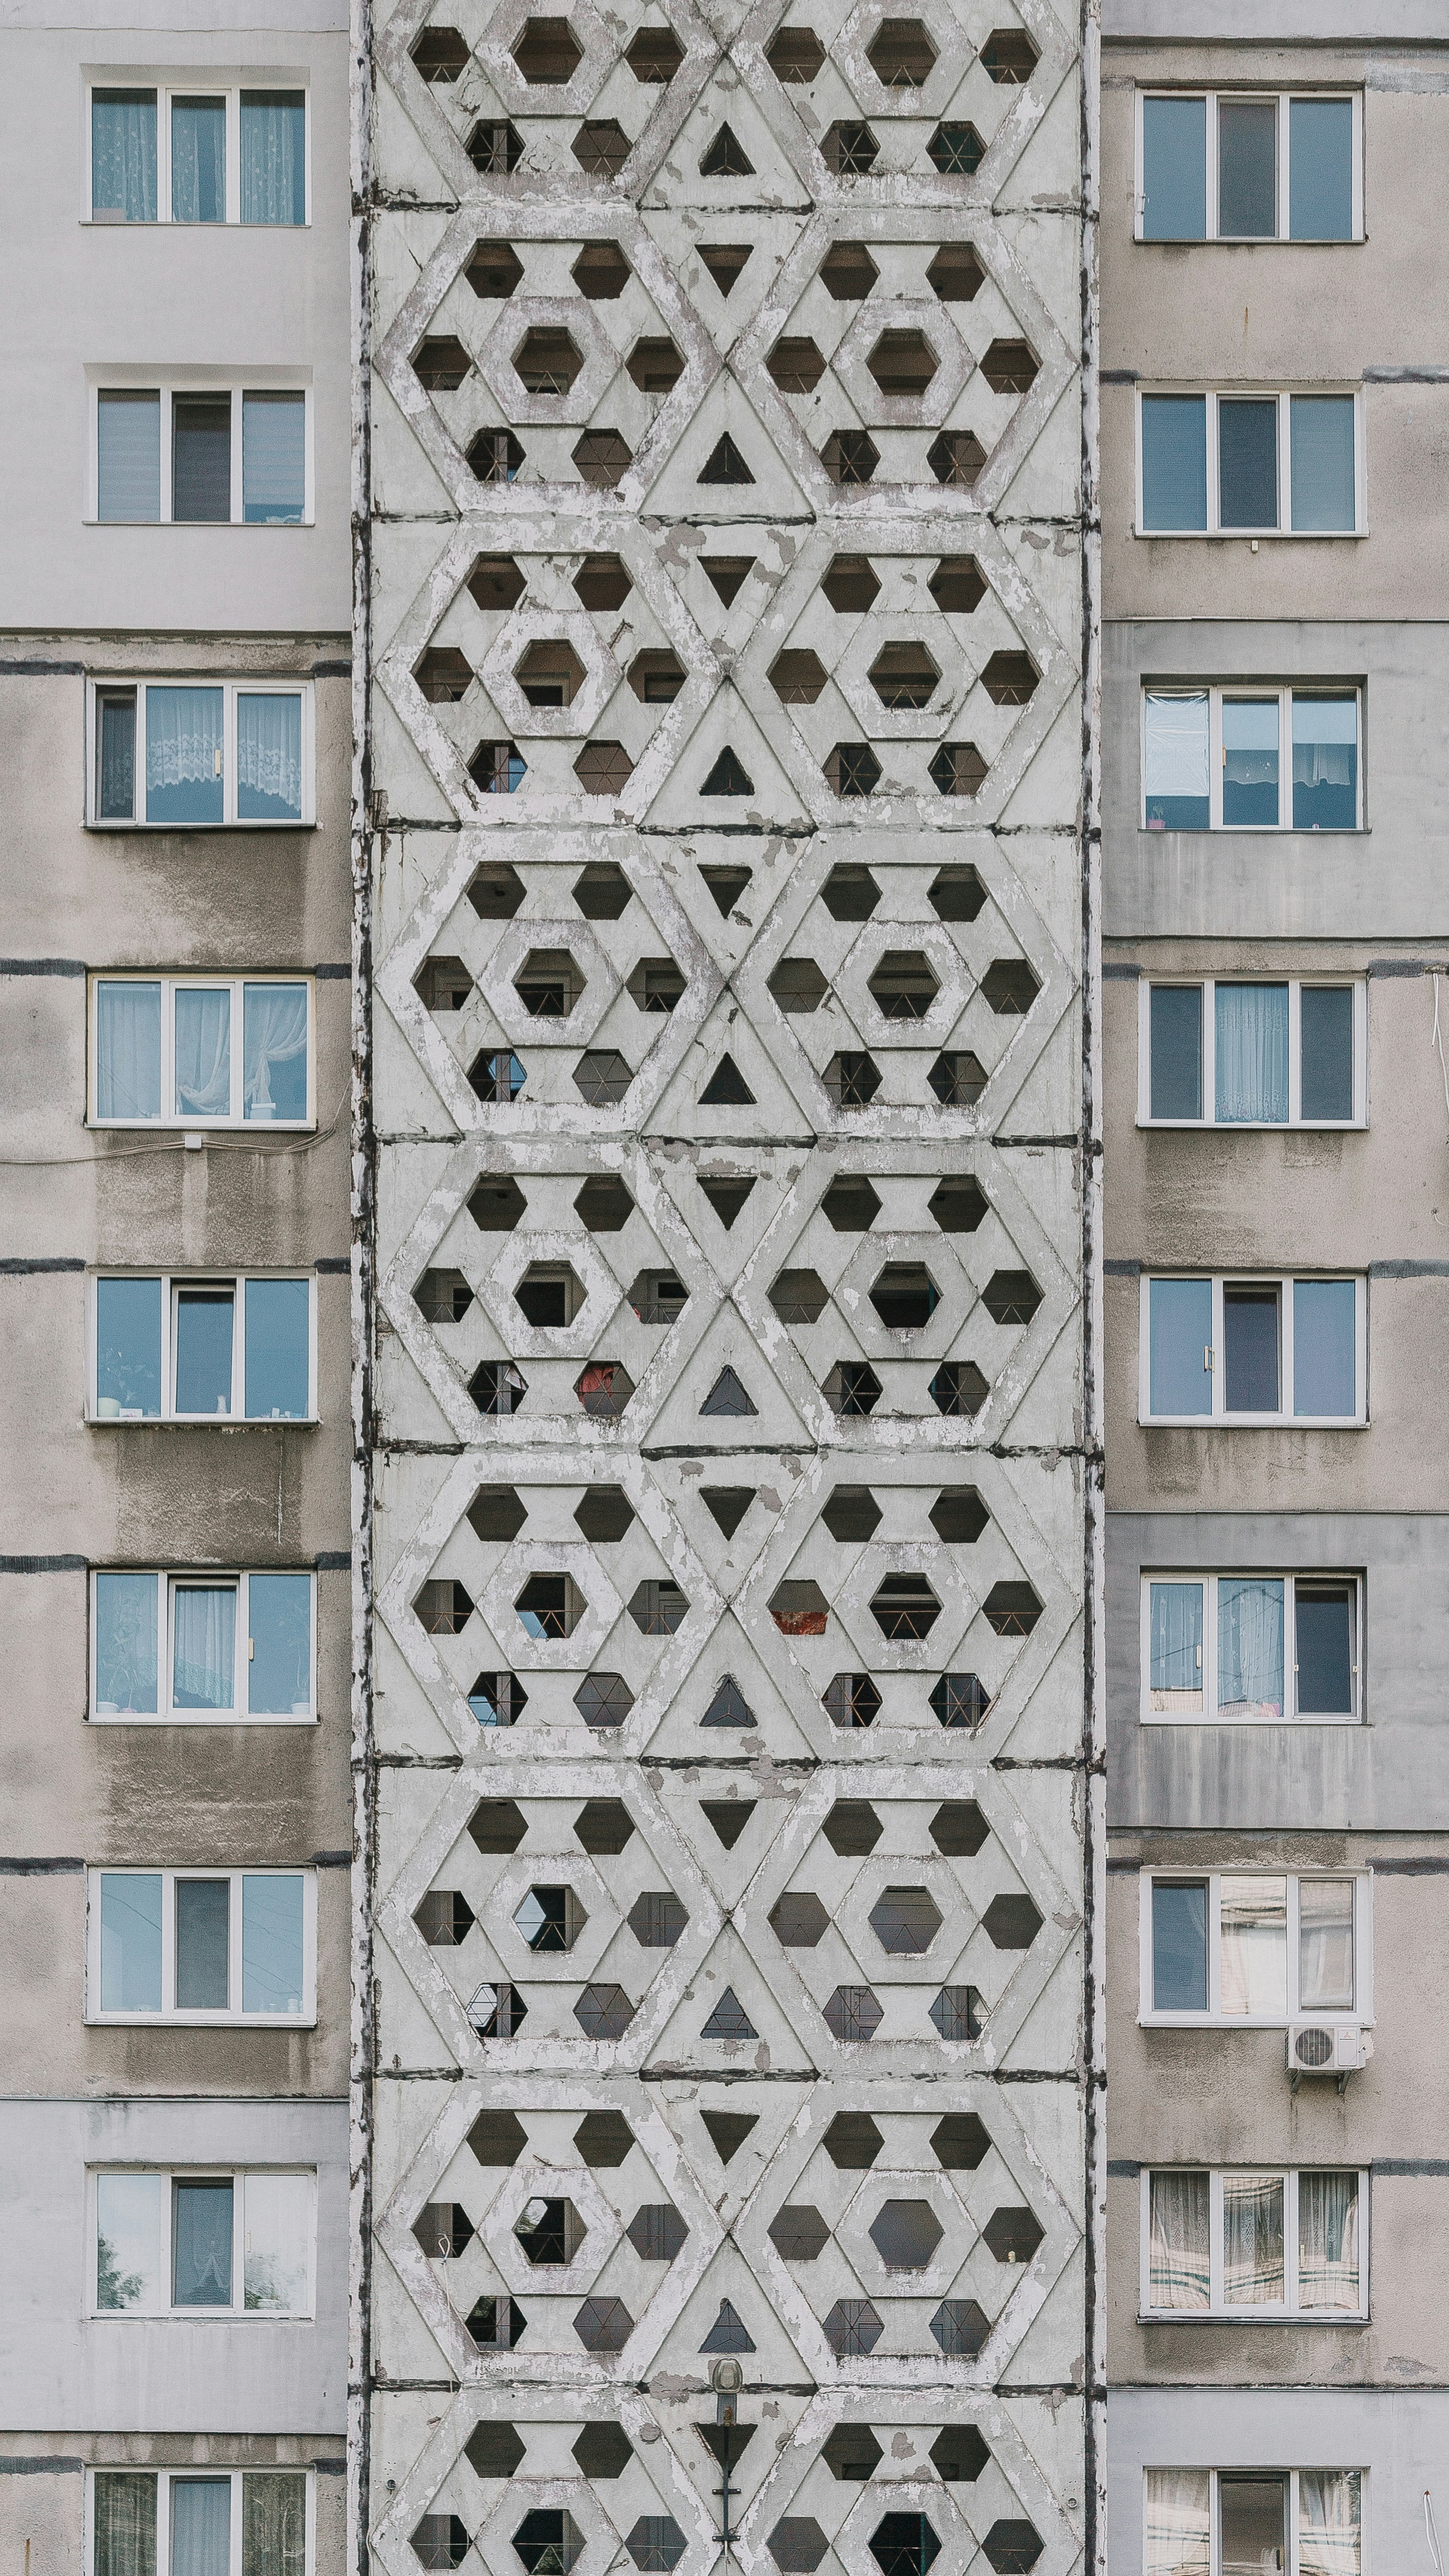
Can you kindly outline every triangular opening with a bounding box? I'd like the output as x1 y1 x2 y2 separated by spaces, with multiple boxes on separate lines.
702 2107 758 2160
699 436 755 488
701 1365 757 1417
701 746 755 795
701 1985 758 2039
699 123 754 178
701 1485 754 1538
701 2297 757 2353
699 559 754 609
701 1798 757 1850
699 1176 756 1229
700 1051 755 1105
700 862 753 914
702 1674 757 1728
699 244 753 295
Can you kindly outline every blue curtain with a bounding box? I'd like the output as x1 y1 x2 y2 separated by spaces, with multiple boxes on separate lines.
241 93 306 224
92 91 157 220
171 97 226 221
97 982 162 1118
1215 983 1288 1120
1149 1581 1203 1707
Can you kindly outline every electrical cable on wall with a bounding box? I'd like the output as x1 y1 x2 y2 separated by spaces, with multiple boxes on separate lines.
1432 975 1449 1137
1427 2489 1444 2576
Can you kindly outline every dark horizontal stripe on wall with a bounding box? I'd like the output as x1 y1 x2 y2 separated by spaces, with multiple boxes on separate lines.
315 1257 351 1273
1371 1261 1449 1279
312 2460 347 2475
1106 2159 1140 2178
1106 1856 1142 1873
315 1551 353 1570
0 1556 85 1574
1101 368 1138 384
1103 963 1142 980
313 964 352 980
1369 1855 1449 1874
1104 1259 1141 1277
0 1857 85 1875
0 957 86 977
311 659 353 677
1367 958 1431 977
1373 2158 1449 2175
0 659 85 677
0 1258 85 1276
312 1849 352 1869
1364 365 1449 383
0 2458 84 2475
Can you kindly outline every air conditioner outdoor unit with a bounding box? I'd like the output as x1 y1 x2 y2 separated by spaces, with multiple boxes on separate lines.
1287 2019 1372 2079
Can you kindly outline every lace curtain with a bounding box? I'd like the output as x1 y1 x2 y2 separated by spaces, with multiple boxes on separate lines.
240 93 306 224
1149 1580 1204 1709
1222 2173 1284 2303
1299 2172 1359 2310
1215 982 1289 1121
1299 2473 1361 2576
92 91 157 220
1217 1577 1284 1718
170 97 226 222
1299 1879 1355 2010
175 988 231 1118
146 687 223 809
244 984 308 1117
1145 2473 1210 2576
237 693 303 819
98 982 162 1118
1219 1873 1287 2015
1149 2171 1209 2308
172 1584 236 1709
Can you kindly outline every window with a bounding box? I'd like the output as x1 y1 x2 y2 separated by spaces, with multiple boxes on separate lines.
91 1570 317 1722
1142 1276 1364 1424
89 681 313 826
1141 981 1363 1123
90 1869 316 2021
90 85 308 224
92 1274 316 1422
1142 2168 1365 2318
94 387 310 524
1138 391 1360 535
1137 92 1360 242
1142 1872 1368 2025
93 2168 315 2314
91 2469 313 2576
91 977 313 1126
1144 2469 1362 2576
1142 691 1360 833
1142 1574 1360 1723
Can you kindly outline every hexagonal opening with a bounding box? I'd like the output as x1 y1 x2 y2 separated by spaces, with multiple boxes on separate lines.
770 2204 831 2258
824 1358 882 1415
981 649 1040 706
824 2300 883 2354
823 2426 884 2480
930 1360 988 1417
928 1049 988 1107
575 1360 634 1419
770 1891 831 1947
412 26 470 81
467 861 526 922
574 552 631 611
983 1268 1042 1325
573 1486 635 1545
469 739 526 793
868 16 936 81
930 1488 989 1544
515 2195 586 2262
823 1672 882 1729
414 1578 473 1635
628 1269 689 1324
469 1671 528 1727
572 2422 633 2479
574 1175 634 1231
822 553 881 614
982 26 1038 82
822 863 880 921
821 1485 881 1541
930 558 987 618
769 956 829 1010
414 646 473 703
769 1268 829 1324
626 25 684 78
514 947 585 1016
982 1891 1044 1950
930 1799 989 1857
928 1178 988 1233
574 740 634 792
767 25 826 78
571 241 631 299
929 863 986 920
513 1883 587 1951
573 2103 633 2160
821 1174 882 1229
823 2110 883 2167
628 1578 689 1635
468 1486 528 1543
466 2420 527 2477
820 241 879 300
981 956 1041 1015
572 430 632 488
515 2511 584 2574
871 2518 940 2576
928 121 984 176
628 649 685 703
869 950 940 1021
624 2517 684 2571
626 1890 688 1946
469 1176 528 1232
573 861 631 918
868 644 940 711
824 1985 883 2040
769 2526 827 2576
572 119 630 174
870 1263 939 1330
515 1572 585 1639
981 338 1039 396
866 329 939 398
413 2518 469 2570
467 119 523 172
769 648 828 705
870 1573 941 1640
869 2198 945 2267
468 430 526 485
627 335 684 391
575 2290 635 2346
928 429 987 488
575 1668 635 1731
869 1884 943 1951
416 1266 474 1323
930 741 988 800
823 1801 883 1856
926 244 984 303
825 743 881 797
515 638 586 706
414 954 473 1012
824 121 879 174
984 2205 1045 2265
467 240 524 299
627 2204 687 2259
412 335 471 390
768 336 826 394
928 2299 988 2355
930 1984 983 2038
982 2525 1043 2576
514 1262 586 1327
512 17 582 81
625 956 686 1012
513 326 583 395
574 1050 633 1105
468 553 527 613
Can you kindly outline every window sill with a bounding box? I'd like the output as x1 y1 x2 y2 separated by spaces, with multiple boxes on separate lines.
88 1414 320 1429
1141 2017 1372 2033
85 519 313 531
1138 1120 1365 1133
1136 529 1367 541
89 1710 320 1727
1138 827 1366 840
1133 237 1364 250
1141 1417 1368 1431
87 2014 316 2029
1140 1712 1362 1729
83 219 311 231
1137 2309 1367 2326
85 820 316 833
89 1121 317 1136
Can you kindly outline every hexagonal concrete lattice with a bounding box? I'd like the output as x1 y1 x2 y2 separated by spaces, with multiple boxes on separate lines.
868 2199 945 2270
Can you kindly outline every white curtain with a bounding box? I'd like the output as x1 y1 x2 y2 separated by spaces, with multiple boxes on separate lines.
97 982 162 1118
1149 2172 1209 2308
1145 2473 1210 2576
1298 2172 1359 2311
146 687 223 798
1219 1874 1287 2014
1222 2173 1284 2304
1217 1577 1284 1718
1144 693 1209 814
1299 1880 1355 2010
1215 983 1289 1120
171 2484 231 2576
175 988 231 1118
237 693 303 818
243 984 308 1118
240 93 305 224
92 91 157 220
172 1584 237 1709
1299 2474 1361 2576
96 1571 160 1713
1149 1581 1204 1710
170 97 226 221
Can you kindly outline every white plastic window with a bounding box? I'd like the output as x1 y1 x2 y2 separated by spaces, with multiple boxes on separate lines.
1143 2468 1363 2576
90 1570 317 1723
1140 2168 1367 2319
91 386 312 526
1139 1275 1365 1425
1140 1871 1370 2026
1135 91 1363 243
91 976 313 1127
1139 978 1364 1125
90 1274 317 1422
89 680 314 827
92 2168 315 2315
1141 1573 1360 1724
89 84 310 225
89 2468 316 2576
88 1869 317 2023
1137 389 1363 537
1140 691 1362 833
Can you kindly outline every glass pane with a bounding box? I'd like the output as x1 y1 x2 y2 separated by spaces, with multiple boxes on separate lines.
174 2179 234 2305
1219 398 1279 529
1219 2478 1286 2576
1142 96 1205 240
244 2173 312 2309
1144 2472 1210 2576
1144 695 1209 831
1291 395 1355 532
96 1571 160 1713
1148 1581 1204 1713
249 1573 313 1714
243 2477 308 2576
1300 985 1354 1114
1293 1278 1356 1417
244 985 309 1117
1295 1583 1354 1715
99 693 138 819
92 91 157 221
100 1873 163 2009
175 989 232 1119
1299 2471 1361 2576
175 1285 235 1415
172 2480 233 2576
1223 1284 1280 1413
1217 1578 1284 1719
1150 988 1203 1119
1149 1277 1212 1416
237 696 304 823
242 393 305 523
1290 98 1353 240
146 686 224 824
1299 1878 1354 2010
1219 1875 1287 2015
98 982 162 1119
97 2170 165 2309
1221 700 1280 829
96 1276 162 1418
1148 2171 1209 2307
1222 2172 1284 2303
98 392 161 522
175 1878 231 2008
1218 99 1276 236
173 1584 238 1710
241 92 307 225
171 97 226 222
1292 698 1358 831
95 2474 158 2576
172 395 233 521
244 1278 311 1418
1298 2174 1359 2312
1215 984 1288 1120
1152 1881 1208 2011
242 1874 306 2013
1141 395 1207 531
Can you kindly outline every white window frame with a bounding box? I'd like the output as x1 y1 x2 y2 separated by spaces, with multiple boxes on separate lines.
1135 387 1366 537
1139 1571 1362 1725
86 80 312 227
86 1867 318 2025
88 382 314 526
86 678 316 827
89 1271 318 1423
89 1568 318 1725
89 2165 317 2317
1138 976 1366 1122
1134 90 1364 242
88 974 315 1130
1138 1869 1373 2028
85 2468 317 2576
1138 1273 1367 1426
1142 2468 1367 2576
1138 689 1364 835
1138 2167 1369 2320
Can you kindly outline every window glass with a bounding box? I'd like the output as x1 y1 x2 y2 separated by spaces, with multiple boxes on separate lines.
94 2474 158 2576
1298 2472 1360 2576
1299 1878 1354 2010
1144 2472 1210 2576
1218 99 1275 237
173 1584 237 1709
92 90 158 221
1150 986 1203 1118
1292 697 1357 830
1218 398 1278 529
1219 2477 1287 2576
172 395 232 522
146 687 224 824
1293 1278 1356 1416
244 1278 311 1418
1152 1880 1208 2011
175 989 232 1120
1289 98 1353 241
241 92 307 225
100 1873 163 2010
243 2479 307 2576
175 1284 235 1415
1221 2173 1284 2303
1299 2174 1359 2312
1217 1577 1284 1719
1215 984 1288 1120
237 695 304 823
173 2180 234 2306
1223 1283 1280 1412
172 2480 232 2576
1219 1875 1287 2015
98 392 161 523
1144 694 1209 830
176 1878 230 2009
1221 700 1280 827
1300 985 1353 1114
242 1874 306 2013
97 2171 165 2310
244 985 309 1117
97 982 162 1119
243 2174 311 2310
96 1571 161 1713
1150 1277 1212 1416
242 393 305 524
1148 2171 1209 2308
99 692 138 820
1141 395 1207 531
1142 97 1205 240
1149 1580 1203 1713
249 1574 313 1715
1295 1582 1353 1715
171 97 226 222
1290 396 1355 532
96 1276 163 1418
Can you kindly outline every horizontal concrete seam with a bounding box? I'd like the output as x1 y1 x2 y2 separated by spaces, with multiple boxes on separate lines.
314 964 353 979
313 1850 353 1868
0 1556 86 1574
1363 365 1449 382
0 660 85 676
0 957 86 977
0 1857 85 1874
316 1550 353 1570
1102 962 1141 979
316 1256 353 1273
1370 1260 1449 1277
1104 1258 1141 1276
0 1257 86 1275
0 2459 85 2475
